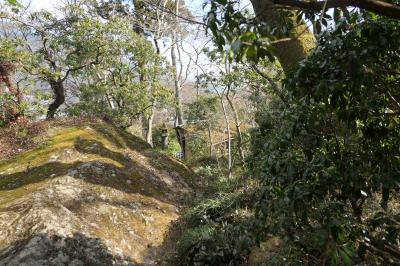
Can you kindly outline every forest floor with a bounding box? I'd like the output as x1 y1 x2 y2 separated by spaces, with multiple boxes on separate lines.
0 118 199 265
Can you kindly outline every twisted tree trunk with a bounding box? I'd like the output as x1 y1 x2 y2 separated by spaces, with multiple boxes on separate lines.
47 78 65 119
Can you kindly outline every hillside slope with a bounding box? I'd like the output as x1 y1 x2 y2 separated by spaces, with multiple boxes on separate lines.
0 120 196 265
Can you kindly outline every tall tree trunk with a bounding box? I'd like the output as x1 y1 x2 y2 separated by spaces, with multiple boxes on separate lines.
172 65 184 127
96 72 115 110
141 108 154 147
208 123 214 157
171 0 186 159
171 34 184 125
146 110 154 147
47 78 65 119
141 116 148 142
138 52 155 147
220 96 232 178
105 92 115 110
226 93 245 165
250 0 315 73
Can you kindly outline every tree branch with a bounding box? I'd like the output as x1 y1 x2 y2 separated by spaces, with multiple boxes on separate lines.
61 50 103 82
249 64 289 104
273 0 400 20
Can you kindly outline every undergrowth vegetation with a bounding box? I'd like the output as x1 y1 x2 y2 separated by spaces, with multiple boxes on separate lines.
179 15 400 266
178 172 259 265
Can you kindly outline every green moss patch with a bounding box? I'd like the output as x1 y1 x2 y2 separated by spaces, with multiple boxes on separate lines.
0 121 196 205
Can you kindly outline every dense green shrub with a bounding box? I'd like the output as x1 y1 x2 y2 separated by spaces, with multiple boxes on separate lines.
180 220 255 266
250 17 400 264
179 192 256 265
179 175 260 265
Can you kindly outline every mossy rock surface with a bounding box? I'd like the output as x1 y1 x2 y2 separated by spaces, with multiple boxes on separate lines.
0 120 196 265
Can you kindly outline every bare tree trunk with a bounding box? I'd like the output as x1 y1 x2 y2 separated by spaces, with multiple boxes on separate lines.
208 123 214 157
47 78 65 119
220 96 232 178
171 0 186 159
141 116 148 141
96 72 115 110
171 39 184 125
105 92 115 110
226 93 245 165
250 0 315 73
146 111 154 147
141 108 154 147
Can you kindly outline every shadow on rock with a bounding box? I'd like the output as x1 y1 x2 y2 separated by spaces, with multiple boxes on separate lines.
0 232 136 266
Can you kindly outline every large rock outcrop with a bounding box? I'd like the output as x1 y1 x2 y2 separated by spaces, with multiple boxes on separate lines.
0 121 196 265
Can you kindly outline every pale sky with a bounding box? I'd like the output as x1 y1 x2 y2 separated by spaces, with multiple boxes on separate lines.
26 0 208 12
22 0 61 11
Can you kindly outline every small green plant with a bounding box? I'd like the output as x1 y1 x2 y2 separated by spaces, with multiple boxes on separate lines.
195 165 219 180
